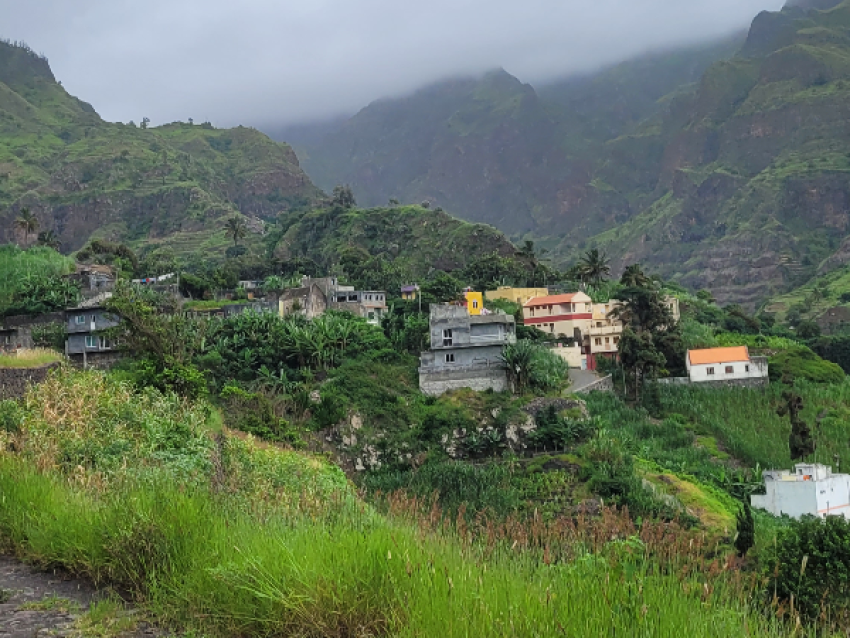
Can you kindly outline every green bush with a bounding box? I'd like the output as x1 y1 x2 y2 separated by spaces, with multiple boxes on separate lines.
769 346 845 384
769 515 850 622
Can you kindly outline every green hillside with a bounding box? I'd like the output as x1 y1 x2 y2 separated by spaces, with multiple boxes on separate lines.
0 40 321 260
271 203 519 277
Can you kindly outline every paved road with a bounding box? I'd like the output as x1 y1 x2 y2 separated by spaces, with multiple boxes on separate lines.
568 368 602 392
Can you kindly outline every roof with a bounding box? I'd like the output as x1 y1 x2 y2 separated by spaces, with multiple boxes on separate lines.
524 293 589 308
688 346 750 366
69 292 114 310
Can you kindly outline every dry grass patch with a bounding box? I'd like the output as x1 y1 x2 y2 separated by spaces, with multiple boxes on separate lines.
0 348 62 369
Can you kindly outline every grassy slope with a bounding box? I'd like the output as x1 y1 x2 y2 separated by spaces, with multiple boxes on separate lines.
0 41 321 259
0 368 799 637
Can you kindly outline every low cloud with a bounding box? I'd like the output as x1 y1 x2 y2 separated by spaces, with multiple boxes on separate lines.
1 0 785 128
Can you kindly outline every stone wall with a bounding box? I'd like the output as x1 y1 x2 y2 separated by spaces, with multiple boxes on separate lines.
67 351 122 370
0 363 61 400
419 367 509 396
657 377 768 389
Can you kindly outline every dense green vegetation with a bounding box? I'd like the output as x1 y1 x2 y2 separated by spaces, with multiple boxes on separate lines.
0 245 75 314
0 368 823 637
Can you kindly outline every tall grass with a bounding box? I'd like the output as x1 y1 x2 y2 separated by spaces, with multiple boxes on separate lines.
657 381 850 470
0 348 62 368
0 458 805 638
0 368 817 637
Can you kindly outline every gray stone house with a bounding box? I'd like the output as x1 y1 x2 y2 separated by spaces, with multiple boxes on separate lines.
65 293 119 367
329 290 388 325
279 284 328 320
419 305 516 396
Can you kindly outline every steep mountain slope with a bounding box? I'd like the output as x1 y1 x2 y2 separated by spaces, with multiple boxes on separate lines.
280 37 743 238
563 0 850 306
0 40 321 258
285 70 563 234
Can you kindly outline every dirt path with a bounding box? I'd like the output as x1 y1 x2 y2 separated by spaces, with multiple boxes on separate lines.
0 556 164 638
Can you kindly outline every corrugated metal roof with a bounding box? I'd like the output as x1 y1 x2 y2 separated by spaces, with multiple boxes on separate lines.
688 346 750 365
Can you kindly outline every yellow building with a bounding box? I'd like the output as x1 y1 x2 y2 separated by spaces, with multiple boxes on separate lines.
486 287 550 307
401 285 420 301
464 290 484 316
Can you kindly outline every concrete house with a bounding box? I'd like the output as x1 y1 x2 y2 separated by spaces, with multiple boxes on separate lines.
329 290 388 325
584 300 623 371
279 284 328 320
686 346 768 384
419 304 516 396
752 464 850 519
65 293 119 367
522 293 593 341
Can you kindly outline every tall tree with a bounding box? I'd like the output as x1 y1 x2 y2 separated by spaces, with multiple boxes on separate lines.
224 216 248 248
777 377 816 461
618 327 666 401
577 249 610 285
331 184 356 209
36 230 61 251
620 264 650 288
735 500 755 557
14 208 39 247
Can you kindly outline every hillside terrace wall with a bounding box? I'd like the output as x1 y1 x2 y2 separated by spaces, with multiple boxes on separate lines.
0 362 61 400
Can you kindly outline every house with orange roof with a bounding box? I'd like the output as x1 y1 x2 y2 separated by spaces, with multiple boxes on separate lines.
686 346 768 383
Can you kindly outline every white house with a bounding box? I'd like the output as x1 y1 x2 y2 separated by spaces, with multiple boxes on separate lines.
751 464 850 520
686 346 768 383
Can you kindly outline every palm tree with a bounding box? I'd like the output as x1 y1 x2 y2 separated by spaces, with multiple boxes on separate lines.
36 230 61 251
224 216 247 247
14 208 39 247
577 249 611 286
620 264 650 288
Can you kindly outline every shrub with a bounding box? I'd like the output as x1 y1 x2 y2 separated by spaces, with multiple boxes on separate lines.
769 347 845 384
769 515 850 622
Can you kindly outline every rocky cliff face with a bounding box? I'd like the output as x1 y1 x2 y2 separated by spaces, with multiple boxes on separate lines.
560 0 850 307
0 41 322 258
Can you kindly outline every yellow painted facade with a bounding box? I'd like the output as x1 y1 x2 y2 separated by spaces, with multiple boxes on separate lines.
465 291 484 315
485 287 550 307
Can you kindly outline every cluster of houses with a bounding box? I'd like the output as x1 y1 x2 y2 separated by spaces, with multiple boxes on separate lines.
417 285 770 395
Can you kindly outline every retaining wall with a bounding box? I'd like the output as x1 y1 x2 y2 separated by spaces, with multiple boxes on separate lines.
656 377 768 389
419 368 509 396
0 362 61 400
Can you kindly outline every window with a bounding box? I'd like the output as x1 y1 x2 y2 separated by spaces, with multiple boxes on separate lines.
613 337 619 345
725 366 734 374
595 338 602 346
472 300 479 309
745 365 750 372
707 367 715 376
605 337 610 344
596 322 602 327
90 315 97 324
101 339 112 350
75 315 86 325
85 336 98 349
445 353 455 363
443 329 453 347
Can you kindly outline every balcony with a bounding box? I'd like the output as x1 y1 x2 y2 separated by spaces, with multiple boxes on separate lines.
588 324 623 337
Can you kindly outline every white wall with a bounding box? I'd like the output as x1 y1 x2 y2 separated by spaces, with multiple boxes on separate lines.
688 360 767 383
752 475 850 519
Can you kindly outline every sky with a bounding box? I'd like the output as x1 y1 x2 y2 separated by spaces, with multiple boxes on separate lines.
1 0 785 129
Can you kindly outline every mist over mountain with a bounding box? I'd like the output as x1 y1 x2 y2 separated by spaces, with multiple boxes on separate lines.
281 0 850 306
